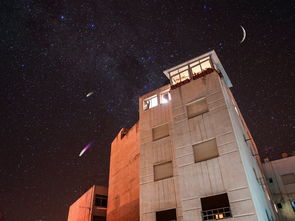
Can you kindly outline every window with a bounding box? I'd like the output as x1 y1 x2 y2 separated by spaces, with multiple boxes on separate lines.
154 161 173 181
201 193 232 220
93 216 106 221
186 97 209 119
156 208 177 221
160 90 171 104
95 194 108 208
281 173 295 185
169 66 190 85
189 56 212 76
277 203 282 209
268 178 273 183
143 95 158 110
193 139 218 163
153 123 169 141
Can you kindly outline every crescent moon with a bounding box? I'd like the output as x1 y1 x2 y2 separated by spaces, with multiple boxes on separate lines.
240 25 246 43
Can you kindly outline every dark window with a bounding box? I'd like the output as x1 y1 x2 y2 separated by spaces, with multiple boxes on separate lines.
277 203 282 209
93 216 106 221
156 208 177 221
95 194 107 208
201 193 232 220
268 178 273 183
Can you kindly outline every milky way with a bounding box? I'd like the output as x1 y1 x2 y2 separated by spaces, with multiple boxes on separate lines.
0 1 294 220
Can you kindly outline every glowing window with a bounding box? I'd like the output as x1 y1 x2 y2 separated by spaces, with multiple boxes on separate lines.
171 74 180 84
201 60 212 70
201 193 232 220
143 95 158 110
191 65 202 75
180 70 189 81
160 90 171 104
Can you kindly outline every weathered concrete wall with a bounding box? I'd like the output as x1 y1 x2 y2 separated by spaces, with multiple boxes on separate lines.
170 72 259 221
263 156 295 221
139 84 180 221
107 124 140 221
67 185 108 221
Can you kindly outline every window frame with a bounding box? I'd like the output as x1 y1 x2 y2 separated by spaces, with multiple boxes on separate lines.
143 94 158 110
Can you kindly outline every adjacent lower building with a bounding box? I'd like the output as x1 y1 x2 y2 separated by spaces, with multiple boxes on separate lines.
107 125 140 221
67 185 108 221
107 50 278 220
262 155 295 220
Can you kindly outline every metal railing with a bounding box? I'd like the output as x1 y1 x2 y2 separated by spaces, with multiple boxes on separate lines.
201 207 232 220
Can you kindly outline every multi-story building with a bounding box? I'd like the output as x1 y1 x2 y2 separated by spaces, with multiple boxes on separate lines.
107 50 278 220
262 155 295 220
67 185 108 221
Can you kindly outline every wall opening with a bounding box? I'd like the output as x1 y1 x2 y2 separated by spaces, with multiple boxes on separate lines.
201 193 232 220
156 208 177 221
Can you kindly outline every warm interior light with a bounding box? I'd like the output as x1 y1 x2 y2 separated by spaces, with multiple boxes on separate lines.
215 214 224 219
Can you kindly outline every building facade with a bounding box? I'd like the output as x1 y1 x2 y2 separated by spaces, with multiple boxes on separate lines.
67 185 108 221
107 50 278 220
262 155 295 220
139 50 277 221
107 125 140 221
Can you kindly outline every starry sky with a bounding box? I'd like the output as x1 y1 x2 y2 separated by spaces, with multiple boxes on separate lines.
0 0 294 220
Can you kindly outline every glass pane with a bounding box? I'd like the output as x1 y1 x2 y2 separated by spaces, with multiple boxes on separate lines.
171 75 180 84
169 70 178 76
160 92 171 104
200 56 210 62
190 60 200 67
201 60 211 70
150 96 158 108
180 70 189 81
191 65 202 75
179 65 188 72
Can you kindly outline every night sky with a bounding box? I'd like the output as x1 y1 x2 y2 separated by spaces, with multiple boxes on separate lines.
0 0 294 220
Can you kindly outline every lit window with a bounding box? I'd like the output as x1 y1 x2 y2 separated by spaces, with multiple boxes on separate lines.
160 90 171 104
191 65 202 75
169 65 189 85
200 60 211 70
143 95 158 110
201 193 232 220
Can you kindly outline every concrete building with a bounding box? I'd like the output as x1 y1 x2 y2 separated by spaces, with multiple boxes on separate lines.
107 50 278 220
67 185 108 221
107 125 140 221
262 155 295 220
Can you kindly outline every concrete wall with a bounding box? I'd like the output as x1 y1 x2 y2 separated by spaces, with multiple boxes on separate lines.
221 80 277 221
170 72 259 221
139 84 180 221
107 124 140 221
263 156 295 220
67 185 108 221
